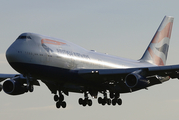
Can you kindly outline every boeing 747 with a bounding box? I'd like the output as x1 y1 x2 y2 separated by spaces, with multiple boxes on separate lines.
1 16 179 108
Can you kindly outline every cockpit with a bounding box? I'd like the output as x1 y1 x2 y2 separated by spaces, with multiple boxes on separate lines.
17 35 31 39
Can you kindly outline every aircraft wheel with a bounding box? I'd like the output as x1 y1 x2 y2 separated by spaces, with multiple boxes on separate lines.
107 99 111 105
117 98 122 105
112 99 117 106
101 99 106 106
79 98 83 105
61 101 67 108
59 94 64 101
87 99 92 106
98 97 102 104
56 102 61 108
82 101 87 106
54 95 59 102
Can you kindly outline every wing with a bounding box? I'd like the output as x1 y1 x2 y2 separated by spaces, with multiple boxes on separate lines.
0 74 20 82
77 64 179 79
0 73 40 87
75 64 179 92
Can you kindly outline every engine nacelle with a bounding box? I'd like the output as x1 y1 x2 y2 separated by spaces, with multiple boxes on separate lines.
3 79 27 95
0 84 2 92
125 73 150 89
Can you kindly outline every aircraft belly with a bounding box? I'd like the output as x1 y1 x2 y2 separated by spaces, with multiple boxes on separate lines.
8 62 81 82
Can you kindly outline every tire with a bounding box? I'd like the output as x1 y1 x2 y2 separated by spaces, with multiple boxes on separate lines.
88 99 92 106
54 95 59 102
61 101 67 108
112 99 117 106
59 94 64 101
56 102 61 108
82 101 87 107
79 98 83 105
98 97 102 104
117 98 122 105
101 99 106 106
107 99 111 105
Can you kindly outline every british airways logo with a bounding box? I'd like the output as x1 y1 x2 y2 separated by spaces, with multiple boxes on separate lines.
41 39 66 53
41 39 66 45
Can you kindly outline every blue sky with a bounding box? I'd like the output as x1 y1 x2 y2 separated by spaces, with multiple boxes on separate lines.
1 0 179 120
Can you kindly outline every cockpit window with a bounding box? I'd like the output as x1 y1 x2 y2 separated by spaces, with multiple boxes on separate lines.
17 36 31 39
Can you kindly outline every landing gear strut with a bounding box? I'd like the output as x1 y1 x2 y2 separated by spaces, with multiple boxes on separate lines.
25 75 34 92
28 84 34 92
54 90 67 109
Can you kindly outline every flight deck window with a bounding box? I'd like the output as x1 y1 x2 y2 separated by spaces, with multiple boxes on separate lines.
17 36 31 39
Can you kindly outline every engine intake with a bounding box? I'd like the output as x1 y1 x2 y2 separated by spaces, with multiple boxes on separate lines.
3 79 27 95
125 72 150 89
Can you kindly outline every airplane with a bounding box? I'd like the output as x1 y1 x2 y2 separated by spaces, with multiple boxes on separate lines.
0 16 179 109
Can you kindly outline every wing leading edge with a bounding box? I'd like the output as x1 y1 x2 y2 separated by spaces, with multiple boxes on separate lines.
77 64 179 77
0 74 19 82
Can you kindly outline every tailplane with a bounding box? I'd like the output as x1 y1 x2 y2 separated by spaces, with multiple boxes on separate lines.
140 16 174 66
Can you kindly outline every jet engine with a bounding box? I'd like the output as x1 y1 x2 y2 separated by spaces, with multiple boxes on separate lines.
3 79 27 95
125 72 150 89
0 84 2 92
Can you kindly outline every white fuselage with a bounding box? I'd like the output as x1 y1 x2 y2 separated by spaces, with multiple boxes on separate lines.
6 33 156 75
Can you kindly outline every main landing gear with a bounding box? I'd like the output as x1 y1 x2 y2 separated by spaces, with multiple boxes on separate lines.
54 91 67 109
78 92 92 107
78 91 122 107
98 92 122 106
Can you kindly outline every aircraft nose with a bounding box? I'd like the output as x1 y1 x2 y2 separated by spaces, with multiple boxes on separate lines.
6 45 17 63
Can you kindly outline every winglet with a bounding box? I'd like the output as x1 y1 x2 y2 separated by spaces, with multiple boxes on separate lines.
140 16 174 66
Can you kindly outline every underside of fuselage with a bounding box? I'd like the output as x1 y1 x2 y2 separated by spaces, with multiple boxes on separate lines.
8 61 133 93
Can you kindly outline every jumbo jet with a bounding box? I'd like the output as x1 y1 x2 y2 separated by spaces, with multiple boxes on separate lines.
0 16 178 109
